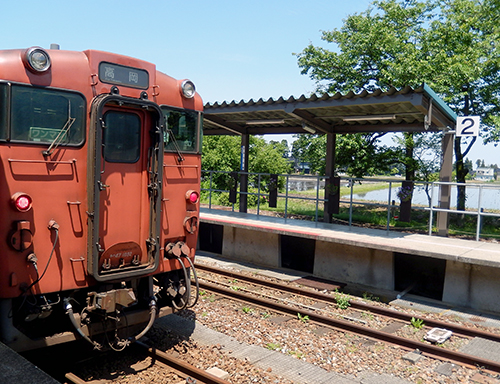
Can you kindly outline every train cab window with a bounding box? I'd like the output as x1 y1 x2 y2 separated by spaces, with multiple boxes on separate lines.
161 107 199 153
103 111 141 163
8 85 85 144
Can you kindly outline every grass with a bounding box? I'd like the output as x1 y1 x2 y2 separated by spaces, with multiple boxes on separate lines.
297 313 309 323
410 317 425 329
266 342 281 351
334 289 351 310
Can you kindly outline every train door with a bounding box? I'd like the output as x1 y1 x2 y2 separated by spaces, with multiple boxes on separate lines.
88 95 163 281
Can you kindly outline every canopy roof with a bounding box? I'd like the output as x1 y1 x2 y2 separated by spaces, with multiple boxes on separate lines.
203 84 457 136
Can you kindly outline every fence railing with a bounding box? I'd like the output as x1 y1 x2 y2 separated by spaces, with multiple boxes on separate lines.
201 170 500 241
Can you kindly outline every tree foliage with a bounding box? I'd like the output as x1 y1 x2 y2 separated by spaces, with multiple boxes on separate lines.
296 0 500 127
201 135 292 192
291 133 398 178
295 0 499 208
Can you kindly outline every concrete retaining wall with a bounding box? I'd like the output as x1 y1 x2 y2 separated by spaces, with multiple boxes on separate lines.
222 226 280 268
314 241 394 291
443 261 500 313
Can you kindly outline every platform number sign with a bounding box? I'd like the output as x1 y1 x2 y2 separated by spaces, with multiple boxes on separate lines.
456 116 480 137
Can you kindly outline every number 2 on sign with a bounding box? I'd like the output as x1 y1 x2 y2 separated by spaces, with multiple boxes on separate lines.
457 116 480 137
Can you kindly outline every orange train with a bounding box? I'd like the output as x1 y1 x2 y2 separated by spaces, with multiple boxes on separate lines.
0 46 202 351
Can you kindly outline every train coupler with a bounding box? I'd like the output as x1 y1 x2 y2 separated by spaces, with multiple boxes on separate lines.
86 288 137 313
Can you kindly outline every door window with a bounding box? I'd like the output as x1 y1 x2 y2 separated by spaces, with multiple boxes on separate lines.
103 111 141 163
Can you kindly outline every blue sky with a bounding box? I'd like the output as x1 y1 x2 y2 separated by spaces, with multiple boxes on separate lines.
1 0 497 166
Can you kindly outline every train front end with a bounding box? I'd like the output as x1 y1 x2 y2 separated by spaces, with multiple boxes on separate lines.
0 46 203 351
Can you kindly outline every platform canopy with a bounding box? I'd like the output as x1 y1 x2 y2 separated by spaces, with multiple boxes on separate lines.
203 84 457 136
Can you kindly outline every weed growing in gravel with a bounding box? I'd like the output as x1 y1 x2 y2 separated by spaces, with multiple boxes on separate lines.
288 350 304 359
334 289 351 310
208 295 216 302
266 342 281 351
297 313 309 323
362 292 380 302
261 312 271 319
242 306 253 314
410 317 425 329
361 311 374 321
199 289 207 297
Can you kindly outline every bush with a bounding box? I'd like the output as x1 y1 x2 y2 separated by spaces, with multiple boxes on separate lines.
215 187 265 207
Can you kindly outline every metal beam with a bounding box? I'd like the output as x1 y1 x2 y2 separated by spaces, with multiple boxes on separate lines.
289 109 332 134
331 123 440 134
203 114 244 135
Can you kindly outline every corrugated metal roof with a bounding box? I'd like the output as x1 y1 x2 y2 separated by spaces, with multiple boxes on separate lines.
203 85 457 136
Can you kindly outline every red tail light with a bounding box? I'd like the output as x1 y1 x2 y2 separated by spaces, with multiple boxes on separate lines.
11 192 33 212
186 190 199 204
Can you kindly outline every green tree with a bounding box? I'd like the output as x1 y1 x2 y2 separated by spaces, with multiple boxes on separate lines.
251 137 292 177
267 139 290 159
201 135 241 192
393 132 443 203
295 0 500 210
201 135 291 193
291 133 397 177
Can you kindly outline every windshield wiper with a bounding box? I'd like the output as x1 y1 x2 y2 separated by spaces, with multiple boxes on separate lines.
42 101 75 156
165 126 185 162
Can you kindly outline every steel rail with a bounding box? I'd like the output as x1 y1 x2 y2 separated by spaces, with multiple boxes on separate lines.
65 343 231 384
196 263 500 343
65 372 90 384
199 279 500 373
137 342 231 384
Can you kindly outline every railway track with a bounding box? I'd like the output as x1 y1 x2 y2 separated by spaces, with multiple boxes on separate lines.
195 263 500 374
196 263 500 342
64 342 231 384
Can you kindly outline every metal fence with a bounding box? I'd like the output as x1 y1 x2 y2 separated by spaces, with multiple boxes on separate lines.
201 170 500 241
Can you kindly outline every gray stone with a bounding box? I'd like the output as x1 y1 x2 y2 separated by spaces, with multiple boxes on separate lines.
402 351 423 364
434 363 454 377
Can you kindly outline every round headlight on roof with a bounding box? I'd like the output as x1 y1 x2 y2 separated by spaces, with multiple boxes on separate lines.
23 47 51 73
180 80 196 99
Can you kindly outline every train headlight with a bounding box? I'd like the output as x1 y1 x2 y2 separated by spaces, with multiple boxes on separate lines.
23 47 51 73
11 192 33 212
180 80 196 99
186 190 199 204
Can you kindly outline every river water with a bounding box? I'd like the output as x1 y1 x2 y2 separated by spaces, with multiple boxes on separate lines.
286 177 500 210
345 185 500 210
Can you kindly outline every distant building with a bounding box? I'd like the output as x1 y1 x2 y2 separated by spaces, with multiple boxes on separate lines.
297 162 311 174
474 167 495 181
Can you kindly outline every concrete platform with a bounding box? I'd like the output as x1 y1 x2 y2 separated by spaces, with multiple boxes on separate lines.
200 209 500 268
199 208 500 314
0 342 59 384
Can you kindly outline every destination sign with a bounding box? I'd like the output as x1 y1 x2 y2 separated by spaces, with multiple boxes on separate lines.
98 62 149 89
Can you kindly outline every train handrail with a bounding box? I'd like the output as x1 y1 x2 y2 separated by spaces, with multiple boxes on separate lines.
163 163 199 168
8 158 77 165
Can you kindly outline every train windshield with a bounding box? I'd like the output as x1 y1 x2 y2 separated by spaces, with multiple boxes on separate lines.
161 107 200 153
0 83 85 145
